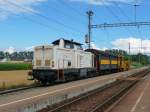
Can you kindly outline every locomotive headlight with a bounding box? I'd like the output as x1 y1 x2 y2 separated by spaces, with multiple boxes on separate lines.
52 61 54 67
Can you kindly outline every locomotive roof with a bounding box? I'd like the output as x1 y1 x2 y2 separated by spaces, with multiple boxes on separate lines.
86 49 119 57
52 38 83 46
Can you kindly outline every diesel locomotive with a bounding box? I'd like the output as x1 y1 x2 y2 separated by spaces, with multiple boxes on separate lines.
28 38 129 84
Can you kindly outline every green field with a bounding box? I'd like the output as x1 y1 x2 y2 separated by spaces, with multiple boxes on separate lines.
131 62 144 69
0 63 32 71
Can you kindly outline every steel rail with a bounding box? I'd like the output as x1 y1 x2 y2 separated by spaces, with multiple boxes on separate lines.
0 85 39 95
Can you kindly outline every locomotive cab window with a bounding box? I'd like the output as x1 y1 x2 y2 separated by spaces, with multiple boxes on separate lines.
65 44 71 49
74 45 82 50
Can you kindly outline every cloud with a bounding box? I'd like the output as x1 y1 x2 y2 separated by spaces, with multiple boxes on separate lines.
4 47 15 54
70 0 134 5
0 0 47 20
91 42 100 49
112 37 150 54
91 42 108 51
24 46 34 51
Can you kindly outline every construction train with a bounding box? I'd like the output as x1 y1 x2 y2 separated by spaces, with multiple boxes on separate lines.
28 38 129 84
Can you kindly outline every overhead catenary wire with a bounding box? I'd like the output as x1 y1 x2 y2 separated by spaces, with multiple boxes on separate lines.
87 0 99 24
22 15 71 35
112 0 144 61
111 1 138 38
58 0 87 18
0 6 71 36
4 0 84 36
137 27 143 50
112 1 131 22
59 0 101 30
133 0 143 54
58 0 98 46
100 0 135 37
58 0 103 43
44 2 87 25
99 27 111 50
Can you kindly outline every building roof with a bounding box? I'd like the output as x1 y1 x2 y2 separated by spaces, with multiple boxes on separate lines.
52 38 83 46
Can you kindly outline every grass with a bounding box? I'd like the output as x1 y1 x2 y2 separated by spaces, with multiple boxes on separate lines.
0 62 32 71
131 62 144 69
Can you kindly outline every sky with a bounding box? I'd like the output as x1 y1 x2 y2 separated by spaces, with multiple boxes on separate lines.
0 0 150 54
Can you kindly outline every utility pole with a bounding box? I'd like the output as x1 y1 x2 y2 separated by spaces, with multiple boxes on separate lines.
129 42 131 64
87 10 94 49
129 42 131 55
134 4 139 22
139 39 143 64
134 0 140 22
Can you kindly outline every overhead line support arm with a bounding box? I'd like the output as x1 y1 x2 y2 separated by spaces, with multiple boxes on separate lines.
91 22 150 28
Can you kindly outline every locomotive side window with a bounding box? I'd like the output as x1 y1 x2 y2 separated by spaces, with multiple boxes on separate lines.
68 61 71 67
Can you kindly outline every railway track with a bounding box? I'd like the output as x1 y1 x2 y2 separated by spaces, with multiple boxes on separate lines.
0 84 39 95
40 68 150 112
0 80 70 95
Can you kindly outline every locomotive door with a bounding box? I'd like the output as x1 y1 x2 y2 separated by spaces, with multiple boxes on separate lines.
58 59 64 81
95 55 100 74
